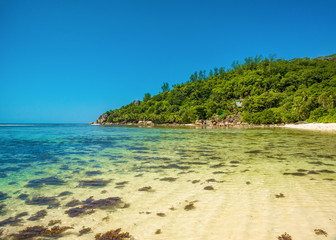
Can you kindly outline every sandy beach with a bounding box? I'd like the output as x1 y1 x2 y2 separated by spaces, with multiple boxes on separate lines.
283 123 336 131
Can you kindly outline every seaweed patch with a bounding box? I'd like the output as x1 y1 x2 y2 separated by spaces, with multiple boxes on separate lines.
0 216 24 227
18 194 29 200
160 177 177 182
277 232 292 240
10 225 73 240
79 226 92 236
314 229 328 236
275 193 285 198
283 172 306 176
28 210 47 221
58 191 73 197
24 176 66 188
48 220 62 226
65 197 124 217
0 191 10 201
79 179 111 187
184 202 195 210
95 228 132 240
156 212 166 217
25 196 60 208
86 170 103 176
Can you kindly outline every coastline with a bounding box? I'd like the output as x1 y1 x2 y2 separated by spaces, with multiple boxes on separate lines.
92 121 285 129
283 123 336 131
91 121 336 132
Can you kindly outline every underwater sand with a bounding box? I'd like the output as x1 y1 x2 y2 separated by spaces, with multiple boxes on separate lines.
0 124 335 239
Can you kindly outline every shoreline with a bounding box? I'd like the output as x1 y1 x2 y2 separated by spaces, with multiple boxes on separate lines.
91 122 336 132
282 123 336 131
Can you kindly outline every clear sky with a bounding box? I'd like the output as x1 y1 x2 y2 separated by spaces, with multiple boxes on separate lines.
1 0 335 123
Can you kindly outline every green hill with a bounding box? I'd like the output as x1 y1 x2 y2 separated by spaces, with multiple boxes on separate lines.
101 54 336 125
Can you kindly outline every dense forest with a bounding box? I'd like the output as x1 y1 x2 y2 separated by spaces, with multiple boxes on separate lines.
104 54 336 124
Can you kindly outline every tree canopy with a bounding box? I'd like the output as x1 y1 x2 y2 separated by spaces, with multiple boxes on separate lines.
105 54 336 124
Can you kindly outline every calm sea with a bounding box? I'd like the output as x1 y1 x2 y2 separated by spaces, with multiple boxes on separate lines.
0 124 335 239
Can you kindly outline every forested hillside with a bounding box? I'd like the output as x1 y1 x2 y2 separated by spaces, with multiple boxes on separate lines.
104 54 336 124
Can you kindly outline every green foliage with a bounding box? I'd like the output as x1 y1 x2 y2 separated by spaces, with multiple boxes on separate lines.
143 93 151 102
161 82 170 92
104 54 336 124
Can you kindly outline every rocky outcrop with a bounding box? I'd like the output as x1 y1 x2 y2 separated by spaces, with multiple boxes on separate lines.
195 113 243 126
91 113 109 125
138 121 153 126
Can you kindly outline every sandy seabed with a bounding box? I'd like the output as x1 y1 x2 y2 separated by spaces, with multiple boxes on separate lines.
1 126 336 240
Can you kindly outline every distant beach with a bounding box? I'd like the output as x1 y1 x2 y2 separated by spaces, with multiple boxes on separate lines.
283 123 336 131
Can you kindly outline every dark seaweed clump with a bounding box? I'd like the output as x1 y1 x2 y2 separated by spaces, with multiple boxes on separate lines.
115 181 129 189
59 165 70 170
0 204 7 215
138 186 152 192
95 228 132 240
18 194 29 200
318 169 335 173
210 163 226 168
28 210 47 221
283 172 306 176
58 191 73 197
86 170 103 176
314 229 328 236
0 173 8 178
204 186 214 190
0 191 10 201
25 176 66 188
323 178 334 181
275 193 285 198
0 216 24 227
25 196 60 209
65 199 81 207
160 177 177 182
65 197 123 217
15 212 28 218
184 202 195 210
79 227 92 236
79 179 111 187
10 225 73 240
278 232 292 240
308 161 334 166
48 220 62 226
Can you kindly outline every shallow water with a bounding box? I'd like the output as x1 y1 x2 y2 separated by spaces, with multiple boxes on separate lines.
0 124 335 239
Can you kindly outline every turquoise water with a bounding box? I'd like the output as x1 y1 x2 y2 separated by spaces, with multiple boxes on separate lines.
0 124 335 239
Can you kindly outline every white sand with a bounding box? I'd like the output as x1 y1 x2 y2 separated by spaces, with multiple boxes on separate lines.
283 123 336 131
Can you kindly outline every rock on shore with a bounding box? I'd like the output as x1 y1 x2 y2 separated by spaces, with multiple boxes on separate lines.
90 113 109 125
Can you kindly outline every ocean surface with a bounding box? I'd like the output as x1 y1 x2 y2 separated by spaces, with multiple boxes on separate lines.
0 124 335 239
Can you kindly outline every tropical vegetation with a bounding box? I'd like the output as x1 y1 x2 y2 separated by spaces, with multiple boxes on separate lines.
104 54 336 124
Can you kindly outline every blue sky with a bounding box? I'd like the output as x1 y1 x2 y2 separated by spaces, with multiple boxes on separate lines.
0 0 335 123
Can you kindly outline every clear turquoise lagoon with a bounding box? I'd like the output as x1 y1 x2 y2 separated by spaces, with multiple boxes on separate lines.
0 124 335 239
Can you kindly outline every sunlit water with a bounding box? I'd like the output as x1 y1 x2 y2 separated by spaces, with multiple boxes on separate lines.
0 124 335 239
